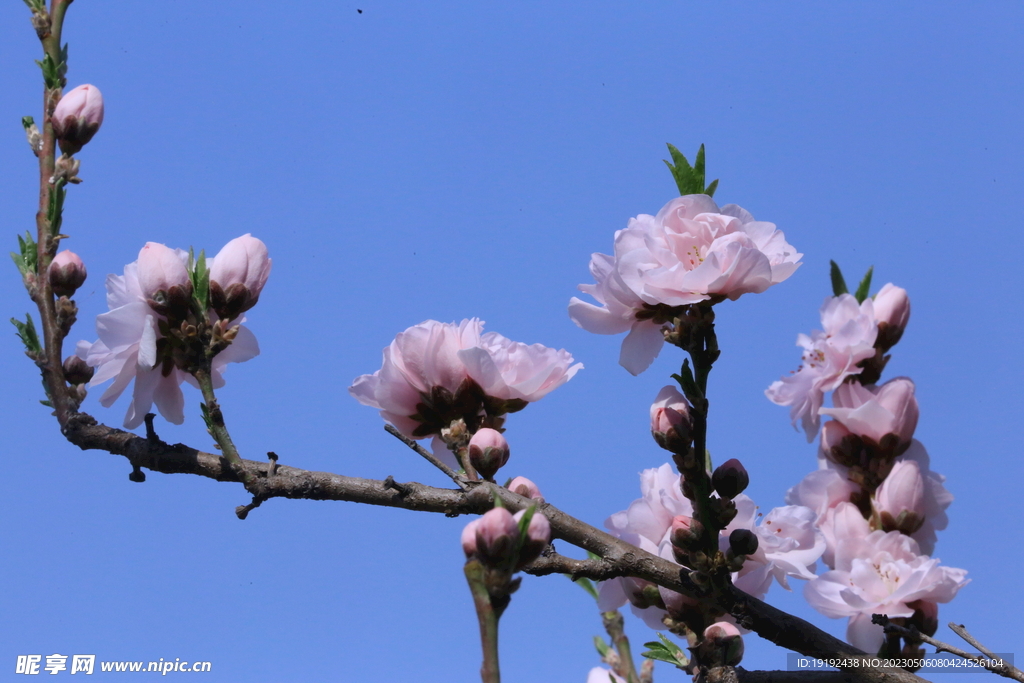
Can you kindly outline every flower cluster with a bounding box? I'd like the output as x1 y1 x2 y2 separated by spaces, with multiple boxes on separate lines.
770 283 967 653
76 235 270 429
597 463 824 630
569 194 801 374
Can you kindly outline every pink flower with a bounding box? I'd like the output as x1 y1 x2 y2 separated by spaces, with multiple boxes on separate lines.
785 467 860 526
76 245 260 429
804 530 968 653
570 195 801 375
48 250 87 297
209 234 272 318
598 464 822 629
887 441 952 555
817 501 871 569
349 319 581 438
51 84 104 154
766 294 879 440
819 378 919 446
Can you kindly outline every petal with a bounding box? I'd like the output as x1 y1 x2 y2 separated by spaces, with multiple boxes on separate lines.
619 322 664 375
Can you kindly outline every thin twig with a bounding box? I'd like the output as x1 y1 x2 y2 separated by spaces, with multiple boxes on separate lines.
875 616 1022 682
385 424 469 490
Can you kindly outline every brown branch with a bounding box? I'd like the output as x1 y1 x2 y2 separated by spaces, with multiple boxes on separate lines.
384 423 469 490
57 410 930 683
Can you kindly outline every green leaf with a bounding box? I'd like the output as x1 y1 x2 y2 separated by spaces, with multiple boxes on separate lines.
672 358 701 403
641 633 689 669
593 636 611 657
193 249 209 310
829 260 849 297
516 504 536 541
11 314 42 355
704 178 719 198
22 116 35 130
571 576 599 600
12 231 38 278
47 180 66 237
854 266 874 304
35 53 65 89
199 402 214 432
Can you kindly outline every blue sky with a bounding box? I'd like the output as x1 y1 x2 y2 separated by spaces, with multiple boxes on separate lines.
2 2 1022 681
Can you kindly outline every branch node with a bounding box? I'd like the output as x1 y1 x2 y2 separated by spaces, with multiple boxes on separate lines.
383 475 413 498
267 451 279 476
236 496 266 520
128 463 146 483
144 413 160 444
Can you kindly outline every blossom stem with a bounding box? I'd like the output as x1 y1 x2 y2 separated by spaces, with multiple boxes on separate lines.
603 610 640 683
464 560 502 683
193 365 256 491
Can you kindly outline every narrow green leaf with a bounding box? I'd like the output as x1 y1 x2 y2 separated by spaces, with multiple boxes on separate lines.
40 399 53 407
694 144 707 185
22 116 35 130
666 143 692 173
593 636 611 657
194 249 209 309
516 504 536 540
672 359 701 403
11 314 42 354
829 260 849 296
704 178 719 197
572 576 599 600
854 266 874 304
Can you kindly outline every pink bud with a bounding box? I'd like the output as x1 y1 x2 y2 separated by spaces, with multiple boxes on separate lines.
702 622 744 666
468 428 510 480
209 234 272 319
507 476 542 500
874 283 910 349
137 243 190 298
472 507 518 565
822 378 918 448
48 250 87 297
650 385 693 453
874 460 926 533
461 518 481 557
51 84 104 155
513 508 551 568
712 458 749 499
670 515 700 549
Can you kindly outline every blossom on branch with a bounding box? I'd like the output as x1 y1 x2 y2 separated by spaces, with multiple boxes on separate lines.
569 194 801 374
76 241 262 429
803 529 968 653
765 294 879 439
349 318 581 439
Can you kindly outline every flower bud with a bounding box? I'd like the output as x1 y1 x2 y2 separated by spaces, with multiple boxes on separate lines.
874 460 926 534
209 234 272 320
712 458 749 499
471 507 519 566
702 622 744 666
650 385 693 453
51 84 104 155
513 509 551 568
670 515 701 549
507 476 542 500
137 242 192 315
48 250 87 297
873 283 910 350
461 518 481 558
728 528 758 556
62 355 94 385
468 428 510 480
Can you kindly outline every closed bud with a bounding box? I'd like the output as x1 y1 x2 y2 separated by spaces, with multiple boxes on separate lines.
650 385 693 453
513 509 551 568
507 476 542 500
48 250 87 297
728 528 758 556
62 355 93 385
209 234 272 319
471 507 519 566
51 85 104 155
712 458 749 499
873 283 910 350
701 622 744 666
468 428 510 480
137 242 191 316
670 515 700 549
